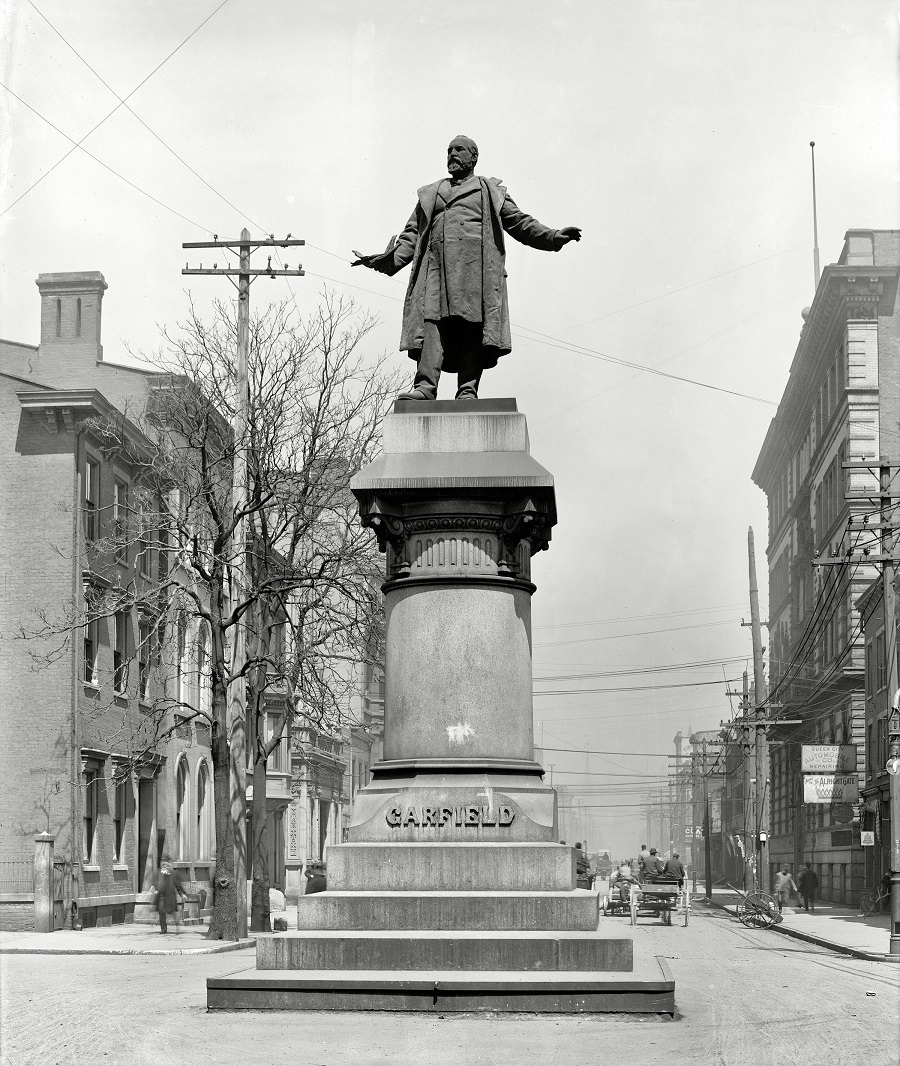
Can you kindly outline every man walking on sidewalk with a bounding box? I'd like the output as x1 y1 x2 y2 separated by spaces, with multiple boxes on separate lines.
774 867 799 913
798 865 819 912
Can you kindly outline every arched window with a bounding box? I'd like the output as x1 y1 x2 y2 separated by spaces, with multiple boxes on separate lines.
175 758 189 860
76 297 82 337
196 760 212 860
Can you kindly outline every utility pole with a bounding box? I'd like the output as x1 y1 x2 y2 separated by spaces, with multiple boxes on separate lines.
822 460 900 955
702 738 713 900
691 747 699 893
749 527 770 893
741 670 753 891
182 230 304 938
874 463 899 955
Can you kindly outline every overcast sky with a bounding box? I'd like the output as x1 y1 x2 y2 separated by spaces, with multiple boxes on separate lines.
2 0 898 858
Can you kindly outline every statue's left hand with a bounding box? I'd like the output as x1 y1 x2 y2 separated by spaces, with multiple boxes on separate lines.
559 226 582 243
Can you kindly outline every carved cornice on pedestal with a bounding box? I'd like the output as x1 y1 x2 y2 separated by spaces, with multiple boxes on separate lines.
359 491 554 586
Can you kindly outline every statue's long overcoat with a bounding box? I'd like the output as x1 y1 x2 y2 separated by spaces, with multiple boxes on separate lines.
382 176 565 364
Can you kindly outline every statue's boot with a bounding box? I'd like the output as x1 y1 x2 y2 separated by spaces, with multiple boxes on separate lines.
397 387 433 401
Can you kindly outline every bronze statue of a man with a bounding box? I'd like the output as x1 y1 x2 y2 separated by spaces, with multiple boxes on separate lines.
353 136 581 401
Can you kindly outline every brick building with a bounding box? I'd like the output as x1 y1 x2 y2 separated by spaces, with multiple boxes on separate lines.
0 272 215 929
752 230 900 904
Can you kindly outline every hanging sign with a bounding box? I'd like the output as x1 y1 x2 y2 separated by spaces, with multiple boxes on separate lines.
803 774 859 804
801 745 857 773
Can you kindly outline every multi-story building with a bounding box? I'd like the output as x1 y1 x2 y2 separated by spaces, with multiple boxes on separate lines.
752 229 900 905
0 272 215 929
342 659 385 841
284 724 346 902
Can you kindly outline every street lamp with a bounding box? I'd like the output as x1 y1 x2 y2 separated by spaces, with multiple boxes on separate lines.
887 694 900 958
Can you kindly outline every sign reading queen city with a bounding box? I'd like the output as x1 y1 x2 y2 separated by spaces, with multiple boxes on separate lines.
386 804 516 828
800 744 857 773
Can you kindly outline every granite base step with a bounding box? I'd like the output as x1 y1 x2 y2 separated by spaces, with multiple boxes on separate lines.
207 957 674 1013
295 890 599 931
257 929 631 972
327 841 575 891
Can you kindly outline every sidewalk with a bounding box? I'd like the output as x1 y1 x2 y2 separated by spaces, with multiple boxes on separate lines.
0 920 255 956
703 886 897 962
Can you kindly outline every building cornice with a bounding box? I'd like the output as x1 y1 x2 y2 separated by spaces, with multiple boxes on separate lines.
17 388 154 458
752 263 899 490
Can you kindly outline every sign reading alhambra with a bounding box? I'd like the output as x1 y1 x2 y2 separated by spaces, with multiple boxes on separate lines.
386 804 515 828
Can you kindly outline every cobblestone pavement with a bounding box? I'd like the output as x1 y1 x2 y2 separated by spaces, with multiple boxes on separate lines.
1 909 898 1066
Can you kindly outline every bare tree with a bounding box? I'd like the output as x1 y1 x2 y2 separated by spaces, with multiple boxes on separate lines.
21 293 400 939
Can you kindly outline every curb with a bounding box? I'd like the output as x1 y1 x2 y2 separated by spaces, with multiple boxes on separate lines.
0 937 256 957
698 897 895 963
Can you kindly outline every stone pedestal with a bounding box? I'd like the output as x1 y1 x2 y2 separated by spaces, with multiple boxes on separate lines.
207 400 673 1013
33 833 54 934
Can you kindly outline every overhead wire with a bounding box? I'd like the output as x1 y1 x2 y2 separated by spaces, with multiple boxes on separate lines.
534 618 742 647
533 601 748 630
1 0 232 223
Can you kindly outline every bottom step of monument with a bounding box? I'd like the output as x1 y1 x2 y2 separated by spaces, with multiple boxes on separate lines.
207 956 674 1014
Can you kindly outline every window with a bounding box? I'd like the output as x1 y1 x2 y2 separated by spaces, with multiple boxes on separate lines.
76 297 82 337
138 619 151 702
114 612 129 693
175 759 189 861
138 499 152 578
196 762 212 860
113 777 127 862
82 770 99 863
83 617 99 685
266 713 286 772
197 624 210 717
113 480 128 562
176 611 188 706
83 458 99 541
876 631 887 691
55 298 61 337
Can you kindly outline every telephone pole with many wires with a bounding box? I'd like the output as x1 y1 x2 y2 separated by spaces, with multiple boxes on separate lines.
748 527 770 893
182 230 304 938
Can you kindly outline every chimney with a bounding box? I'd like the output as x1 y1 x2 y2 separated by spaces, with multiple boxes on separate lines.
36 272 107 362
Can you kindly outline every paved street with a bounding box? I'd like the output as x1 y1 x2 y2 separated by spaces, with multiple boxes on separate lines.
2 905 897 1066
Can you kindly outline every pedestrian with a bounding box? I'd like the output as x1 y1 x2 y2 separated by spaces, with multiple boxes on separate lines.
797 865 819 912
773 867 798 913
303 862 327 895
880 870 892 912
610 862 636 902
574 842 591 887
153 856 185 935
663 851 686 889
642 847 666 881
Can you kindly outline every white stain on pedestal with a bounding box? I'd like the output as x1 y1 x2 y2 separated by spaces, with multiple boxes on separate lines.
477 782 495 818
447 722 475 745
